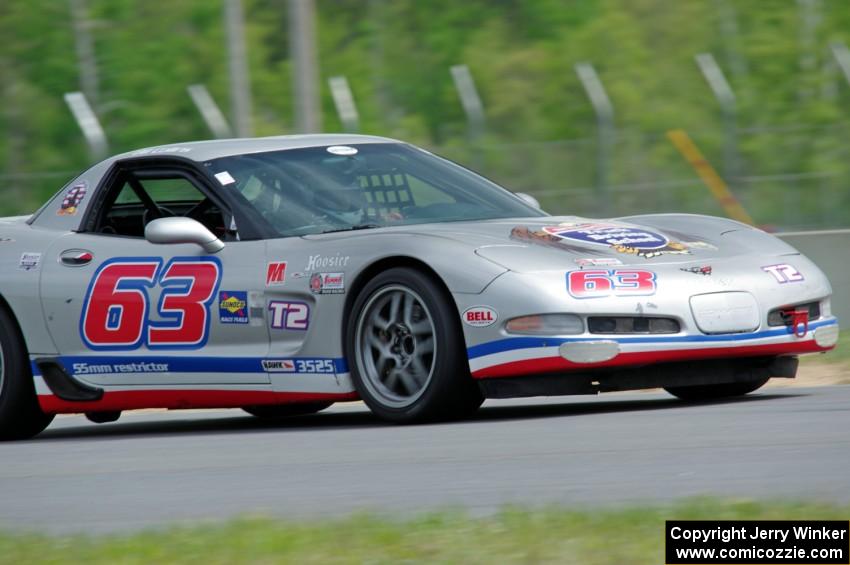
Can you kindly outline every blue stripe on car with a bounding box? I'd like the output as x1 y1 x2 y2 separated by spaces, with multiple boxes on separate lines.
30 356 349 376
466 318 838 360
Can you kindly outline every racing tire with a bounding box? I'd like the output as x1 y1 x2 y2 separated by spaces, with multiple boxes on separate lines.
347 267 483 424
0 306 54 441
664 378 769 401
242 402 333 419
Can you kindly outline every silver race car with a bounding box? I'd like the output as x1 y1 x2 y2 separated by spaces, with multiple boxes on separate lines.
0 135 839 439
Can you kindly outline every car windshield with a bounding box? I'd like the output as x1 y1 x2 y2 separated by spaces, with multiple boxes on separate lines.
203 143 545 237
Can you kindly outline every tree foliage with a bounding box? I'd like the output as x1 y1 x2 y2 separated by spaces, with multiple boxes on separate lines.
2 0 850 226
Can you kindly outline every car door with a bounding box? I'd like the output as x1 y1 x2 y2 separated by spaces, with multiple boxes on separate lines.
39 163 271 388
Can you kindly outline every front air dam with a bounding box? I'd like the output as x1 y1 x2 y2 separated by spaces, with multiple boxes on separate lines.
478 356 798 398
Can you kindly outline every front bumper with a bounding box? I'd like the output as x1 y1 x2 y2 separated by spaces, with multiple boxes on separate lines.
460 256 838 379
467 317 838 378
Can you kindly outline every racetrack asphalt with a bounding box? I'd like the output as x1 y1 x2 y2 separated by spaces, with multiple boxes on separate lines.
1 386 849 534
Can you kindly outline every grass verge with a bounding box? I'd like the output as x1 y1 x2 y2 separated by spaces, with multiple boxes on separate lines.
1 499 848 564
802 329 850 365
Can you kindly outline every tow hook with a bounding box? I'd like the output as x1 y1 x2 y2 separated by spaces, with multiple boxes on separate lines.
784 308 809 338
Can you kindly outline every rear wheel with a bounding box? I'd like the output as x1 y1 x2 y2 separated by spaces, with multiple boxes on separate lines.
347 267 483 423
243 402 333 420
665 378 769 401
0 307 54 441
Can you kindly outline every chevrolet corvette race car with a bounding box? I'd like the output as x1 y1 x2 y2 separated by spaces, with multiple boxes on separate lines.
0 134 839 439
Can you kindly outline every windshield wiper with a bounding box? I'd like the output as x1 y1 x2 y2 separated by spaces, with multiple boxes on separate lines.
320 223 382 234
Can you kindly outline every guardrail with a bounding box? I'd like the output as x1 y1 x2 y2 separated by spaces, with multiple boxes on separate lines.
778 229 849 325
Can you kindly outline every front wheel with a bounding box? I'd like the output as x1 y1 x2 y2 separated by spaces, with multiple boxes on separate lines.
0 307 54 441
665 378 769 401
347 267 482 423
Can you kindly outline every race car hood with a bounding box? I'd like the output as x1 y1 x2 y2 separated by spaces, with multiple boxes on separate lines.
410 215 798 273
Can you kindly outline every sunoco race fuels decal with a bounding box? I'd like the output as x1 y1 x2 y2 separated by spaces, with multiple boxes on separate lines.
218 291 249 324
567 269 657 298
80 256 222 350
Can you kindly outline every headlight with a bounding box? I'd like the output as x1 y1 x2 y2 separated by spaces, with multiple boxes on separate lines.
505 314 583 335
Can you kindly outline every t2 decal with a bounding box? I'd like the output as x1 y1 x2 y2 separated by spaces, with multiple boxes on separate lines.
762 264 804 284
268 301 310 330
81 257 221 350
567 269 657 299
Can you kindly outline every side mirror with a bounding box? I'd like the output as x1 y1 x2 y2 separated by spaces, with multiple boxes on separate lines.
516 192 542 210
144 217 225 254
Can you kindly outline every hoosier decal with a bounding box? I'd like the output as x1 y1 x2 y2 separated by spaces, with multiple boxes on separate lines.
305 253 350 271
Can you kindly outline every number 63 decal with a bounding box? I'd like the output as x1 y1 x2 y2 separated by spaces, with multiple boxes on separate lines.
567 269 657 299
80 257 222 350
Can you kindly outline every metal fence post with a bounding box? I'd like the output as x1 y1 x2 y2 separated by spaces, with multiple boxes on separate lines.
830 41 850 87
289 0 322 133
575 62 614 217
224 0 253 137
328 76 360 132
796 0 822 102
69 0 99 109
450 64 485 140
695 53 738 183
64 91 108 161
187 84 234 139
450 64 486 168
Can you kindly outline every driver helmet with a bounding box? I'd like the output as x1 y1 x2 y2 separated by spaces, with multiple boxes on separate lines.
312 156 367 224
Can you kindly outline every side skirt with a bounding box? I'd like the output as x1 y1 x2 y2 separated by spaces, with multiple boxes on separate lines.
32 357 359 414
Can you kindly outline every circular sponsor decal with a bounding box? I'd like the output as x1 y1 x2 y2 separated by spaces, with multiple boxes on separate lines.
462 306 498 327
542 223 669 250
310 273 323 293
326 145 358 156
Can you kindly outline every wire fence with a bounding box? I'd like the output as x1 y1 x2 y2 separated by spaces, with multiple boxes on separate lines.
3 122 850 231
437 122 850 231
